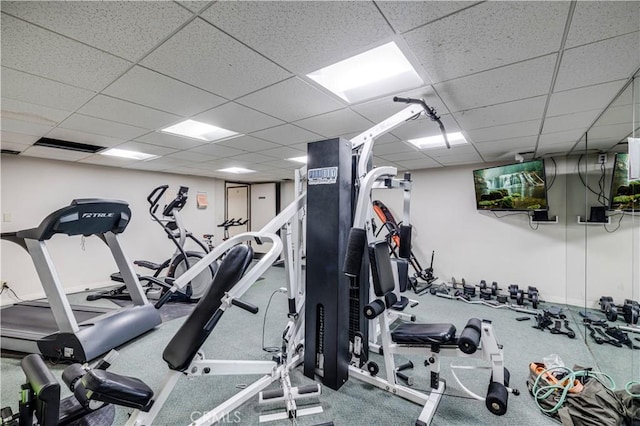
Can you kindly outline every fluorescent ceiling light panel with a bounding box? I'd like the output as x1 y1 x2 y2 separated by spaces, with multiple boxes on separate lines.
287 156 308 163
408 132 468 149
161 119 238 142
217 167 255 174
307 42 423 103
100 148 158 160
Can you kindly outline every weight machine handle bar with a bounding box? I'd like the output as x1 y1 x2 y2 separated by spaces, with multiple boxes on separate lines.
393 96 450 149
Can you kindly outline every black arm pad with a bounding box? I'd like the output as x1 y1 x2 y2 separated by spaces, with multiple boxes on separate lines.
231 298 259 314
343 228 366 277
364 299 386 319
398 225 412 259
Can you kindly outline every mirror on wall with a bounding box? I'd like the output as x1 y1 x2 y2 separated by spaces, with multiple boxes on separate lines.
577 71 640 382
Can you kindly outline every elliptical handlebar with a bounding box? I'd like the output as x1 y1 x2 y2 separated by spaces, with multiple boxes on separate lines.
147 185 169 209
393 96 450 149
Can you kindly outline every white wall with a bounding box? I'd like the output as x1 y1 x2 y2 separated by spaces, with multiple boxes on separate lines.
1 155 224 305
373 157 638 307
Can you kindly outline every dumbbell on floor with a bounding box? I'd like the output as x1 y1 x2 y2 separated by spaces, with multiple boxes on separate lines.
599 297 639 324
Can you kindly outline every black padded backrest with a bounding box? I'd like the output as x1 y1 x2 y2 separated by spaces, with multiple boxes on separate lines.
21 354 61 425
163 244 254 372
368 241 395 297
16 199 131 240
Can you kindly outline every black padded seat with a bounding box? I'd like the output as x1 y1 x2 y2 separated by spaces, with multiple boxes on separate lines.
82 369 153 410
391 322 456 345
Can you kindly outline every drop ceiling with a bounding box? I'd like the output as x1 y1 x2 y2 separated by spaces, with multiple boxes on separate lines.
1 1 639 182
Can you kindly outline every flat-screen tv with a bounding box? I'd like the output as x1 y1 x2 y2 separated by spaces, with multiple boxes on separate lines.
609 153 640 211
473 159 549 211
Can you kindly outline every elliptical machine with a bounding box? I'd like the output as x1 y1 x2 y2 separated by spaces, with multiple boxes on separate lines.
88 185 217 303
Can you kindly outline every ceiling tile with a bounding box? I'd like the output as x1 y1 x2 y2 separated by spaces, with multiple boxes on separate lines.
176 2 212 13
542 110 600 135
1 1 192 61
0 131 39 146
394 157 441 170
384 150 423 162
259 146 307 161
1 98 72 127
164 150 218 163
1 142 30 152
141 18 291 99
201 2 394 74
538 129 585 145
372 156 401 168
547 80 627 117
250 124 322 146
422 144 479 158
237 77 344 122
431 149 482 164
1 118 52 136
46 128 125 148
474 136 538 156
228 152 280 164
188 143 245 157
373 141 417 155
435 55 557 112
1 67 96 111
565 1 640 49
593 105 634 127
377 1 479 33
554 32 640 92
103 66 226 117
135 131 207 150
217 135 281 152
404 2 568 82
455 96 547 131
466 119 541 143
136 157 191 168
537 141 580 157
294 109 373 137
193 102 284 134
1 14 131 91
587 123 633 144
77 95 182 130
59 114 148 140
20 145 91 161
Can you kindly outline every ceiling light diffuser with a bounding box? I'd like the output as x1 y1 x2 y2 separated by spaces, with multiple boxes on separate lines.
161 119 238 142
100 148 158 160
287 156 308 164
408 132 468 149
307 42 423 103
217 167 255 174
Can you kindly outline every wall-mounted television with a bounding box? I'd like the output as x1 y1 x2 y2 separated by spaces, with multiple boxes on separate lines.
473 159 549 211
609 153 640 211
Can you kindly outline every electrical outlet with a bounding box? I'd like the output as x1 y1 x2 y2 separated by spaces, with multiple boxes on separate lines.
598 153 607 164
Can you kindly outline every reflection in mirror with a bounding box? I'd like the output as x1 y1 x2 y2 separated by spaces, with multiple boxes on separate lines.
579 72 640 386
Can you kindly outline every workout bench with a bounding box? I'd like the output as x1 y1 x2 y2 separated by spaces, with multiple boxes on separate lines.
348 240 517 425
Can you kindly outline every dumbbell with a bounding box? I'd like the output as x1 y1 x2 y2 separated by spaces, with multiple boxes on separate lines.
508 284 520 300
478 280 500 296
463 284 476 298
479 287 493 301
599 297 640 324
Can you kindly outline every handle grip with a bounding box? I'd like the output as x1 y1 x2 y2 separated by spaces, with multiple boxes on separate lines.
231 298 259 314
147 185 169 207
154 289 174 309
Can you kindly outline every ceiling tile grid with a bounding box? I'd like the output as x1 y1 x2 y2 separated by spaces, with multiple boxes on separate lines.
1 1 639 181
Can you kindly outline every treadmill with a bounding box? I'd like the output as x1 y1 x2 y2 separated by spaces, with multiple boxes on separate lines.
1 199 162 363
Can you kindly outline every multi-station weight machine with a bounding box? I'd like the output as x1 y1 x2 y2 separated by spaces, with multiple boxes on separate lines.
303 97 517 424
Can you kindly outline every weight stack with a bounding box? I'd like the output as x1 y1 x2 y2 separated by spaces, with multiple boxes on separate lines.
304 138 353 391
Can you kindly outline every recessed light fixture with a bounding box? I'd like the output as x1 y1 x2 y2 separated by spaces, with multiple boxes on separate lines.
161 119 238 142
408 132 468 149
287 156 308 164
307 42 423 103
217 167 256 174
100 148 158 160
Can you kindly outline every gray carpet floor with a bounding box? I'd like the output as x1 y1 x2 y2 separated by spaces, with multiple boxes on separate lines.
1 266 638 425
